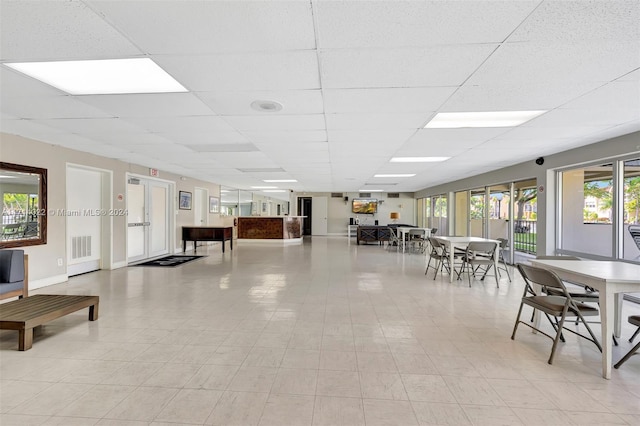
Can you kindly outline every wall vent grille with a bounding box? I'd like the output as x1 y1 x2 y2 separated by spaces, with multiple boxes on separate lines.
331 192 344 198
359 192 372 198
388 193 400 198
71 236 92 259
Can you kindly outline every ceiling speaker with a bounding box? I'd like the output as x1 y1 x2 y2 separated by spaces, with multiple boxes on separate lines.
535 157 544 165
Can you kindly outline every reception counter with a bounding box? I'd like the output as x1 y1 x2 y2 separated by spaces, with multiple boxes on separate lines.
237 216 303 243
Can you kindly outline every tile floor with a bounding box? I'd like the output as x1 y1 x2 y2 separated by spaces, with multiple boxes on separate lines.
1 237 640 425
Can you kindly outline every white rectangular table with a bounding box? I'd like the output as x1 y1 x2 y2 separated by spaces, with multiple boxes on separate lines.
433 236 499 282
397 227 431 253
530 259 640 379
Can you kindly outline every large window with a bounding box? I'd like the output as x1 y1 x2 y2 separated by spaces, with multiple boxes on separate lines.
432 194 447 234
623 158 640 261
559 157 640 262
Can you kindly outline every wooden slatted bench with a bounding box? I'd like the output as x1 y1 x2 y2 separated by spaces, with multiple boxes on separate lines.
0 294 99 350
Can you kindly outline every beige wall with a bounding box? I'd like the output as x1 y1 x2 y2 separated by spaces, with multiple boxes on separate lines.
1 132 232 288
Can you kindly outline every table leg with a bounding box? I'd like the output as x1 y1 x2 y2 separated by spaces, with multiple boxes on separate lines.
230 236 233 251
19 328 33 351
614 293 623 338
183 240 186 253
600 291 613 379
222 240 225 253
449 243 455 283
89 303 99 321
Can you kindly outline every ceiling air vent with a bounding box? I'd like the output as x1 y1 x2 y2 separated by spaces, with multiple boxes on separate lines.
359 192 372 198
388 193 400 198
331 193 344 198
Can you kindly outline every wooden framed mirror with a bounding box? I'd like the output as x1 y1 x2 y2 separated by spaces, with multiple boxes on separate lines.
0 162 47 248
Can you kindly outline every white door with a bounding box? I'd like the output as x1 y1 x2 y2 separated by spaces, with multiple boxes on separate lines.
67 167 102 276
312 196 328 235
194 188 208 227
127 177 170 263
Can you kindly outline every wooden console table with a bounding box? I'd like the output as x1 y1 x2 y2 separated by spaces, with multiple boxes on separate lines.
0 294 99 350
182 226 233 253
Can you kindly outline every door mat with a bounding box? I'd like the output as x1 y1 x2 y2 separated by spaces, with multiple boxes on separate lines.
132 255 205 267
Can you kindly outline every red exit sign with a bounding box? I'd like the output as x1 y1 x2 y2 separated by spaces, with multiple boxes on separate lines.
149 168 159 177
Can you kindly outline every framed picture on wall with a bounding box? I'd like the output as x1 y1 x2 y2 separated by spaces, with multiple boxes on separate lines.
209 196 220 213
179 191 192 210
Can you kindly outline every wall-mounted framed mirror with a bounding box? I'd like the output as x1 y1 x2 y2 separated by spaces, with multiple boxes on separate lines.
0 162 47 248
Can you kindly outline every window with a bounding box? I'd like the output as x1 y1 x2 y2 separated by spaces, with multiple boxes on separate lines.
623 158 640 261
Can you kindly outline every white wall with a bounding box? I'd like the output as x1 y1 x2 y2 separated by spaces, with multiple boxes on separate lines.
1 132 233 288
295 192 417 235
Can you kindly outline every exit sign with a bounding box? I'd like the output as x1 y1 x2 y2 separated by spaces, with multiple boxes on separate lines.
149 168 159 177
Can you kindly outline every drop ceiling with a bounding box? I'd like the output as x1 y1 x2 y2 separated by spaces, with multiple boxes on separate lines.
1 0 639 193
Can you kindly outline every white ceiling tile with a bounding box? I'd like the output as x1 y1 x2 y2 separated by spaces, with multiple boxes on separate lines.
78 93 215 118
468 41 640 87
243 131 327 143
527 108 639 128
125 116 237 134
35 117 145 134
324 87 456 113
224 115 325 131
508 0 639 43
0 0 141 60
320 45 497 89
167 132 250 145
155 51 320 91
561 81 640 111
328 129 416 144
197 90 324 115
90 132 174 146
315 0 538 48
406 128 510 144
88 1 315 54
0 67 66 97
326 113 428 130
2 95 112 119
441 80 604 112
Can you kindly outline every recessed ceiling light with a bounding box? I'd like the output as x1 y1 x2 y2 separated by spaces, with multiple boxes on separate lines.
250 100 283 112
263 189 287 193
360 189 383 192
251 186 278 189
264 179 297 183
4 58 187 95
374 174 416 178
424 111 546 128
390 157 450 162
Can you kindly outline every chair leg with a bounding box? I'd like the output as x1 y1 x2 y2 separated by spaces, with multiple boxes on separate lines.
493 263 499 288
630 327 640 343
548 310 570 365
511 302 526 340
614 340 640 369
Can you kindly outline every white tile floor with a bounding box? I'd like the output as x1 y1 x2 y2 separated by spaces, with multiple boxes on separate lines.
1 237 640 425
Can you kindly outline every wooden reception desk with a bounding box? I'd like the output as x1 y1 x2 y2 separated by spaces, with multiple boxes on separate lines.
237 216 303 242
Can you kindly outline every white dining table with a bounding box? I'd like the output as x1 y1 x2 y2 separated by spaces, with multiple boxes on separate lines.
433 236 500 282
397 227 431 253
530 259 640 379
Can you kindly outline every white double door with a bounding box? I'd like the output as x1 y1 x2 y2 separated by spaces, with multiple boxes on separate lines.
127 177 171 263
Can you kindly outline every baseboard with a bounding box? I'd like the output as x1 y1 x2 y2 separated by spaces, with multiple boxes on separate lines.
110 261 127 270
30 274 69 290
239 238 302 245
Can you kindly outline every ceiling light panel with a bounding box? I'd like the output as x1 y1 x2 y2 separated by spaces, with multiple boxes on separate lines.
198 90 324 115
0 0 142 60
374 174 416 178
425 111 546 128
5 58 187 95
314 1 538 48
154 51 320 91
88 1 316 54
264 179 297 183
319 44 497 89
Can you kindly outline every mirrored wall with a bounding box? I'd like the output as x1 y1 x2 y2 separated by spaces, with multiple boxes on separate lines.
220 187 290 217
